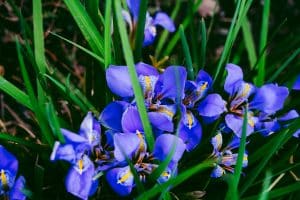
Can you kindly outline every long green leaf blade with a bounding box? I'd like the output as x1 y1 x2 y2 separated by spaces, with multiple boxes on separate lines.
114 0 155 151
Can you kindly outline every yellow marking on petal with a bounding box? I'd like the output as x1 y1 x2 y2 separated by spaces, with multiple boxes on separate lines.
248 117 255 127
161 171 170 179
117 169 132 184
78 159 84 174
0 169 7 186
136 130 145 152
158 107 174 118
187 112 194 129
144 76 152 92
241 83 251 97
215 133 223 150
200 82 208 91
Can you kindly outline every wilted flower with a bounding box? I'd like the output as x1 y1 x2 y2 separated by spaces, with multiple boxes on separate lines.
0 145 26 200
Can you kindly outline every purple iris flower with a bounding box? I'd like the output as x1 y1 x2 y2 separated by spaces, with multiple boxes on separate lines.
210 132 248 178
221 64 289 137
106 133 186 196
256 110 300 137
180 70 226 151
0 145 26 200
293 75 300 90
105 62 186 133
50 112 100 200
123 0 175 46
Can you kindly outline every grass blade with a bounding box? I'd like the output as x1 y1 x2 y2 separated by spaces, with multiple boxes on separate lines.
155 0 182 58
136 160 214 200
104 0 112 68
0 76 32 110
179 25 194 80
255 0 270 86
163 0 203 57
133 0 148 61
50 32 104 64
241 17 257 69
258 171 272 200
113 0 155 151
267 48 300 83
63 0 104 59
200 18 207 69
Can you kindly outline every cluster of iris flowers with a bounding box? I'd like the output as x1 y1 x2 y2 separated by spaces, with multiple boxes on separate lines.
2 0 300 200
49 61 298 199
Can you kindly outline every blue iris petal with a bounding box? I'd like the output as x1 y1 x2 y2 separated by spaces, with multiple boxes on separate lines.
9 176 26 200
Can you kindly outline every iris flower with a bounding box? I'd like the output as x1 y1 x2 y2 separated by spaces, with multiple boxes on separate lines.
0 145 26 200
256 110 300 137
180 70 226 151
50 112 100 200
221 64 289 137
106 133 185 196
210 132 248 178
105 62 186 134
123 0 175 46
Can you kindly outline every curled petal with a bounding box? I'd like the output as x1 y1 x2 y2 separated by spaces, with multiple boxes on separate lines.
153 12 175 32
250 84 289 114
106 166 134 196
106 66 134 97
224 64 244 95
198 94 227 117
65 161 97 200
211 133 223 152
79 112 101 147
279 110 299 122
99 101 128 131
50 142 76 163
122 10 133 31
0 145 18 178
121 106 143 133
154 134 186 163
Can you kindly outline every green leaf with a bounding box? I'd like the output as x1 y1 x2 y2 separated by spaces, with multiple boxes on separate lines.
254 0 270 86
33 163 44 200
0 133 49 151
133 0 148 61
258 171 272 200
63 0 104 59
114 0 155 151
104 0 112 68
0 76 32 110
163 0 203 57
200 18 207 69
136 160 214 200
50 32 104 64
241 17 257 69
179 25 194 80
16 39 55 146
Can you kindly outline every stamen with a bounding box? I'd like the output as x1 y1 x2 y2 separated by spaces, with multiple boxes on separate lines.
144 76 152 93
241 83 251 97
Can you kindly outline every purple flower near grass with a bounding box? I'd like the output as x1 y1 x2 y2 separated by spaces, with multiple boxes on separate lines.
123 0 175 46
210 132 248 178
0 145 26 200
50 112 100 200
